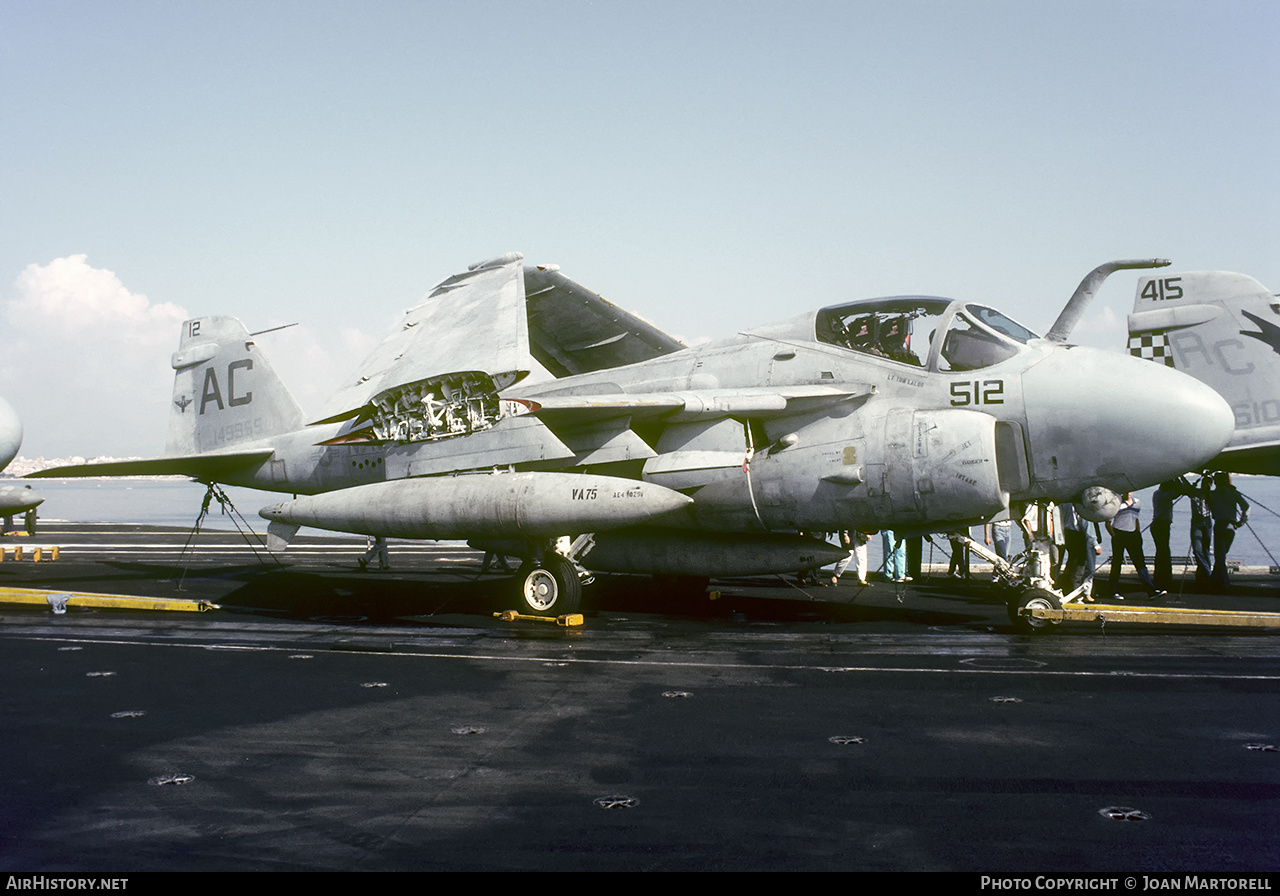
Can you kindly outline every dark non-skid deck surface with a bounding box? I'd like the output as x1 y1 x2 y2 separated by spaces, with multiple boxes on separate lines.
1 524 1277 871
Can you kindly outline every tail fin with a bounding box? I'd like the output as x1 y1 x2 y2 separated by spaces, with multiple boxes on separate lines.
1127 271 1280 474
166 316 304 455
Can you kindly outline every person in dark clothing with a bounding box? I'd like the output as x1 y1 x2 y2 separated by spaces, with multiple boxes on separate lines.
1151 480 1178 590
1209 472 1249 590
947 528 970 579
1167 474 1213 587
1059 502 1101 599
905 535 923 580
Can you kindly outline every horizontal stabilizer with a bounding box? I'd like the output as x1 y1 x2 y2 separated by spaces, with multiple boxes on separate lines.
25 448 274 480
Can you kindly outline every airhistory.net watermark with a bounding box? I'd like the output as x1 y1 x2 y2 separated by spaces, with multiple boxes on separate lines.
6 879 128 890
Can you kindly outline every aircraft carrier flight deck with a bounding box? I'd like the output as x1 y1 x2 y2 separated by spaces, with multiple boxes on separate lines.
1 522 1277 872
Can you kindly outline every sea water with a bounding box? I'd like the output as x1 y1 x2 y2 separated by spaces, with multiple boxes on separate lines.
18 479 273 531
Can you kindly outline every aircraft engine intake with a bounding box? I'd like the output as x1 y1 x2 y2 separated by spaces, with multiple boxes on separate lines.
737 407 1009 532
876 407 1008 527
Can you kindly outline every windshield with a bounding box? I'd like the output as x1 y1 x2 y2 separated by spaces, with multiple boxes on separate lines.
938 312 1022 371
966 305 1039 343
817 298 1037 371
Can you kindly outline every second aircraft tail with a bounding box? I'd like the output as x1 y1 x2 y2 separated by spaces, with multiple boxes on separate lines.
1128 270 1280 474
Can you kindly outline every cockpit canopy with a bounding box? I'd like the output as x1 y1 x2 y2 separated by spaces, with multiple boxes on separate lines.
816 297 1039 372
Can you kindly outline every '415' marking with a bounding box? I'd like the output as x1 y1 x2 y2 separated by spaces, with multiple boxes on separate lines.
1140 277 1183 301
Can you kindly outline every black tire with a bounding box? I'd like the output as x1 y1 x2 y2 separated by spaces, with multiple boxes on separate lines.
515 555 583 616
1007 587 1062 634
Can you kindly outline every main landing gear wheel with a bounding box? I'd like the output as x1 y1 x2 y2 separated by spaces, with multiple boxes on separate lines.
1008 587 1062 635
516 555 583 617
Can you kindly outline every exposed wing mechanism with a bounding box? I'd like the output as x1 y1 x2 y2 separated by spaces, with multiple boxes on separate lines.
309 254 688 451
312 253 531 426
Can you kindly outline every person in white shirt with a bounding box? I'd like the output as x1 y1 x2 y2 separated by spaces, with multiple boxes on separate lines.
1104 493 1161 599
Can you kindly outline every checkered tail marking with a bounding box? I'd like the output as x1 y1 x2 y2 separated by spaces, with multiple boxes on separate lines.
1128 331 1174 367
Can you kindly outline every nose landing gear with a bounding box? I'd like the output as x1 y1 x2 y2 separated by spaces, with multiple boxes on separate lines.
956 534 1075 634
1006 586 1063 634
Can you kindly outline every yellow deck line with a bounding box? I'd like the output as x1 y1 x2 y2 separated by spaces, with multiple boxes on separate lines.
1032 602 1280 628
0 587 217 613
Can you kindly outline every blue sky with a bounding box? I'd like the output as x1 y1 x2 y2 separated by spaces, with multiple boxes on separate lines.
2 0 1276 457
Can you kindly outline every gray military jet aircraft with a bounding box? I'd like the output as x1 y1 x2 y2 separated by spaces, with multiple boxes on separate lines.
1128 270 1280 476
33 254 1235 616
0 396 43 530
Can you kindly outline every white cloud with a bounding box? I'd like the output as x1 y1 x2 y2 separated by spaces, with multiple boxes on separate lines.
10 254 187 332
1 256 188 457
1068 303 1126 350
0 255 383 457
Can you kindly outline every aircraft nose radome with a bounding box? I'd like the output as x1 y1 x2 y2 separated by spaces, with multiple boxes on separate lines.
1112 358 1235 479
1171 373 1236 470
1022 348 1235 494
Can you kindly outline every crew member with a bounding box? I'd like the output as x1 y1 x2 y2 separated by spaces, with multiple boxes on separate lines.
1104 493 1161 600
1209 472 1249 591
882 529 907 583
1169 474 1214 587
1151 480 1179 590
358 535 391 571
